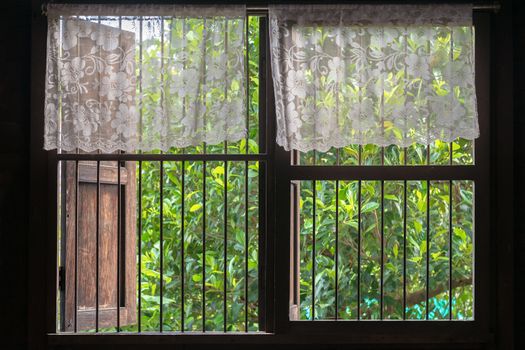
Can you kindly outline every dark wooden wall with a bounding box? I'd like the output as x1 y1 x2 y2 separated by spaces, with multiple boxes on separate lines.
0 0 31 349
513 0 524 347
0 0 520 349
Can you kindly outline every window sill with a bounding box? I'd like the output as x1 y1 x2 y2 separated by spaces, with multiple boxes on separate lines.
47 329 493 346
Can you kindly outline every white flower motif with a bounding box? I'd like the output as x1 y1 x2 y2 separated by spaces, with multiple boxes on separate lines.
443 61 473 88
100 72 132 101
328 57 345 83
430 98 466 126
285 102 302 134
111 104 138 139
286 69 306 100
208 54 228 80
367 27 398 45
72 104 100 138
349 99 375 131
405 53 430 80
61 20 83 50
60 57 87 92
91 28 120 51
170 68 198 98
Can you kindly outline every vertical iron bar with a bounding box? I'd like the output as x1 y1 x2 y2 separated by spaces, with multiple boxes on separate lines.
74 160 79 332
138 17 143 148
224 160 228 332
117 160 121 332
426 180 430 320
202 161 206 332
117 15 123 335
245 161 249 331
224 20 229 156
137 17 143 334
159 161 164 331
335 180 339 320
403 180 407 320
246 15 250 155
159 16 165 330
95 160 100 332
380 180 384 319
449 180 453 320
357 180 362 320
449 29 454 321
244 14 250 333
138 161 142 332
181 161 185 331
312 180 316 320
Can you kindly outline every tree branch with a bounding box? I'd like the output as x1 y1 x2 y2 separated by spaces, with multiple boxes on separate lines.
406 277 472 306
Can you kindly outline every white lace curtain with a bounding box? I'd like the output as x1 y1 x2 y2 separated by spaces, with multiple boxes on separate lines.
269 4 479 152
44 4 246 153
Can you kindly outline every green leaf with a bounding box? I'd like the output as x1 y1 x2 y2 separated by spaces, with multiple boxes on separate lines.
189 203 202 212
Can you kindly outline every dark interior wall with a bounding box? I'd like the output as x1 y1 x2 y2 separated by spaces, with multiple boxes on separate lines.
0 0 31 349
514 0 524 347
0 0 520 349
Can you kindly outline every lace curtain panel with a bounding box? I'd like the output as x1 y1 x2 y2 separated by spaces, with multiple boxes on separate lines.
269 4 479 152
44 4 246 153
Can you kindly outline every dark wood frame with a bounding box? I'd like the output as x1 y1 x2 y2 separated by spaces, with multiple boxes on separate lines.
29 1 514 349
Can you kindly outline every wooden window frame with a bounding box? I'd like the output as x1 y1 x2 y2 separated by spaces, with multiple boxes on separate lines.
274 13 491 342
28 2 514 349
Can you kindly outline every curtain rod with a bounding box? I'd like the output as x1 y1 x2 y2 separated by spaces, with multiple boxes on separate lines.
246 2 500 13
41 2 502 16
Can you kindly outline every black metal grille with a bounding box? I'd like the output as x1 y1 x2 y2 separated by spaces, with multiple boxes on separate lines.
289 142 475 321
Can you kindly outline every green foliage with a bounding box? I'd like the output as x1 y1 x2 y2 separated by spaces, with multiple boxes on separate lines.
298 177 474 320
121 16 261 332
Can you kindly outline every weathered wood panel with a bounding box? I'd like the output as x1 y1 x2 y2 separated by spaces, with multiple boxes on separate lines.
63 160 136 331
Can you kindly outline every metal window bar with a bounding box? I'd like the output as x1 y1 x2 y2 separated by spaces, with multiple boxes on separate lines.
426 180 430 320
311 180 316 320
74 160 79 332
245 15 250 332
224 160 228 332
202 160 206 332
159 160 164 332
137 161 142 333
96 160 100 332
117 159 121 332
449 179 453 320
357 180 362 320
116 18 122 333
181 161 186 332
379 180 385 320
334 179 339 320
403 179 407 320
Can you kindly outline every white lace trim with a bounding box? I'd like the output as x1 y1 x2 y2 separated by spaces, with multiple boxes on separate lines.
269 4 478 152
44 5 247 153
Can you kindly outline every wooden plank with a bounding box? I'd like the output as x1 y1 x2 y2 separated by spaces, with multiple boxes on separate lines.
64 160 136 332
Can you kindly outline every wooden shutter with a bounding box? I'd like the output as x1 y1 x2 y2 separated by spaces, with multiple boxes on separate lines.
62 160 137 331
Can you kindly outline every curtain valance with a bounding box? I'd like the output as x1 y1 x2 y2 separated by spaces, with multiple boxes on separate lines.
269 4 479 152
44 4 246 153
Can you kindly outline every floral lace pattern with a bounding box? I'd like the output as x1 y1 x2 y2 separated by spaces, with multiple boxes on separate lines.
44 5 246 153
269 4 479 152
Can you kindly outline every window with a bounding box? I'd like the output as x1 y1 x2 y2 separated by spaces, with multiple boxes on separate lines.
40 3 494 346
53 9 269 333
